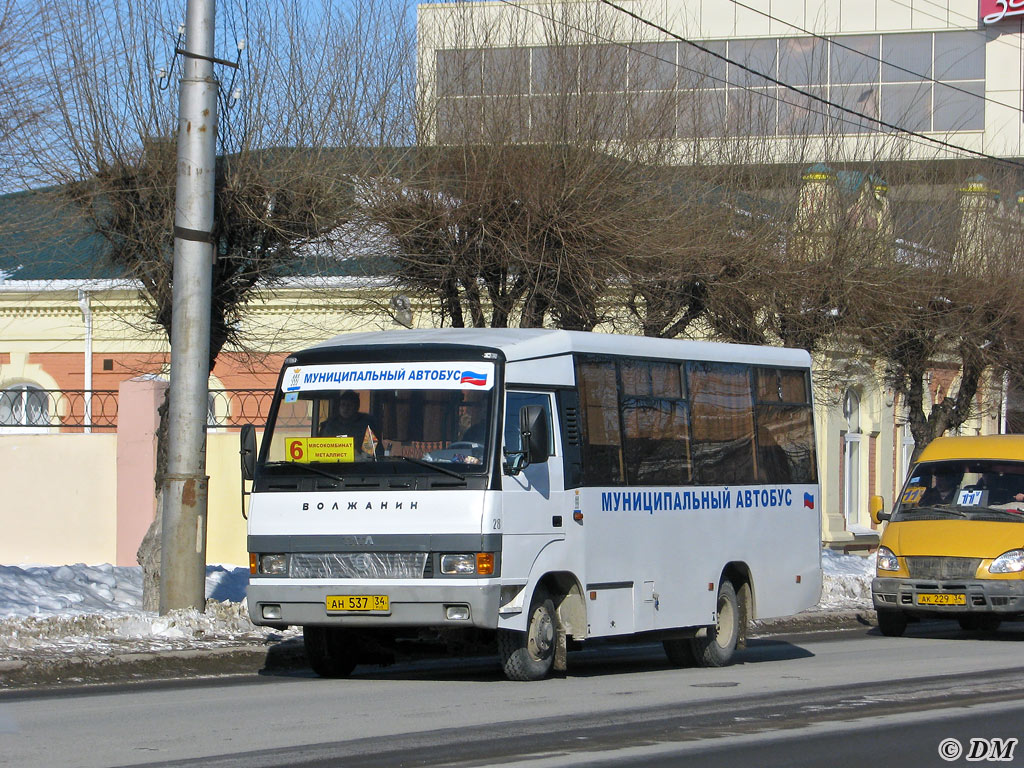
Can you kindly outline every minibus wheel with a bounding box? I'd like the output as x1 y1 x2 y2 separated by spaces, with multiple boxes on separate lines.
876 609 907 637
691 580 740 667
498 589 556 681
959 615 1001 632
304 625 358 678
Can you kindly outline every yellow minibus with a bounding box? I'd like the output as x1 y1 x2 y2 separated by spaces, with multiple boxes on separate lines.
872 435 1024 636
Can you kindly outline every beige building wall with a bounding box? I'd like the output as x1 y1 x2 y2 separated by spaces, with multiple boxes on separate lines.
0 426 261 568
0 434 117 564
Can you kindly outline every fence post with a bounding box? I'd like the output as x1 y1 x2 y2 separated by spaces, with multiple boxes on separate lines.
116 377 168 566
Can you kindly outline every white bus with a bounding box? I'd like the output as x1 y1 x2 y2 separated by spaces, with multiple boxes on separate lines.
242 329 822 681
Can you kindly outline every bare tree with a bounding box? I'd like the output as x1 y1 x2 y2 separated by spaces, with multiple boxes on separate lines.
19 0 416 608
370 1 701 330
0 0 45 187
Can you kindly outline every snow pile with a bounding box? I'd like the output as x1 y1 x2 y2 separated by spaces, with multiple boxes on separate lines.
819 548 876 609
0 551 875 656
0 564 144 618
0 564 294 657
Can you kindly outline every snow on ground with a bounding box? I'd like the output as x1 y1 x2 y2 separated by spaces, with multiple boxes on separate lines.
0 551 875 657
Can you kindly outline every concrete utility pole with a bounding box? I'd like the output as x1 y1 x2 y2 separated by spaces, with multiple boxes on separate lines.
160 0 218 614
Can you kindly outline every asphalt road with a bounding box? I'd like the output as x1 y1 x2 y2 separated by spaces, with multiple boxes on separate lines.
4 620 1024 768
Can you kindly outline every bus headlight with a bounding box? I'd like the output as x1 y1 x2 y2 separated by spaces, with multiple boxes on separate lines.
990 550 1024 574
259 554 288 575
440 553 494 575
441 554 476 574
876 546 899 573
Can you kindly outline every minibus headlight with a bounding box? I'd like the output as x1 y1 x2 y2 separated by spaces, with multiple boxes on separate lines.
990 550 1024 574
259 554 288 575
876 546 899 573
440 554 477 574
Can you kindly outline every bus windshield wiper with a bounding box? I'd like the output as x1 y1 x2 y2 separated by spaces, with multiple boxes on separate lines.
265 461 344 483
903 505 966 517
975 507 1024 520
393 455 466 481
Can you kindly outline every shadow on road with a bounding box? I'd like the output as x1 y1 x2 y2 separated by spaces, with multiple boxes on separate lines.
257 635 816 683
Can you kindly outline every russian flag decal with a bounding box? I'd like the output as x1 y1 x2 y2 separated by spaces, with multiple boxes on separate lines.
803 492 815 509
460 371 488 386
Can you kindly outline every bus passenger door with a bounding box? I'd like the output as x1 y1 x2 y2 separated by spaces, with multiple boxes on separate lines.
500 391 570 586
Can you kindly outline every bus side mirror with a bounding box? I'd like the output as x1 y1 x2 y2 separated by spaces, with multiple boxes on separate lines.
870 495 889 524
520 405 549 465
240 424 257 481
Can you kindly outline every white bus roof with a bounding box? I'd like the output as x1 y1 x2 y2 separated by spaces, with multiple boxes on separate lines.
309 329 811 368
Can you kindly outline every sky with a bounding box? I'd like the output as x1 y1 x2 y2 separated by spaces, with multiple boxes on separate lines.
0 550 875 659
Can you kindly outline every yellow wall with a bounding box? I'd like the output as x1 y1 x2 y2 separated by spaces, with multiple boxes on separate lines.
206 430 260 567
0 434 117 564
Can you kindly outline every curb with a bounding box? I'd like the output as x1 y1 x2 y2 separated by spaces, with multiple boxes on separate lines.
0 638 308 692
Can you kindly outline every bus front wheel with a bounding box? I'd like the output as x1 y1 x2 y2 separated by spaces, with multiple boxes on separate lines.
691 580 740 668
304 626 358 678
498 590 557 681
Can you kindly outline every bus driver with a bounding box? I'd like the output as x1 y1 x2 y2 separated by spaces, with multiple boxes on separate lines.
320 390 382 459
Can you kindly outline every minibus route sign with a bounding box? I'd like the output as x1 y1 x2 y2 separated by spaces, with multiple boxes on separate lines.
287 437 355 463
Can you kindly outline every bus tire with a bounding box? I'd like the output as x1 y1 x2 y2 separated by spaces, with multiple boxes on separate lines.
691 580 740 668
498 591 556 681
663 638 697 667
876 609 907 637
303 626 358 678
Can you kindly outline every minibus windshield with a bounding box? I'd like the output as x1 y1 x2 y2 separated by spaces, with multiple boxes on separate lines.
893 459 1024 521
262 376 494 474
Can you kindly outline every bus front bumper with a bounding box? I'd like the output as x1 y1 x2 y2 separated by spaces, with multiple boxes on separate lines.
247 580 501 630
872 577 1024 616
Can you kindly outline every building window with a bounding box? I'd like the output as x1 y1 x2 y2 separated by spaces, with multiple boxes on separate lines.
900 422 916 485
434 29 986 145
843 389 862 529
0 385 50 431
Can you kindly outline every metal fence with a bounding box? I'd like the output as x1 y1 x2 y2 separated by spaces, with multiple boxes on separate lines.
0 388 276 432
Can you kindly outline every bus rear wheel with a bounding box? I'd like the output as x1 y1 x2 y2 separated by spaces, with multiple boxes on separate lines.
691 580 740 668
498 590 556 681
304 626 358 678
663 637 697 667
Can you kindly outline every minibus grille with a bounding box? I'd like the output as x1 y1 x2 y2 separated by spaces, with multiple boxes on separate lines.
905 556 981 580
290 552 428 579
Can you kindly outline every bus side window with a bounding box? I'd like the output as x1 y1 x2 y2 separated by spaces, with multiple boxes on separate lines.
505 393 554 455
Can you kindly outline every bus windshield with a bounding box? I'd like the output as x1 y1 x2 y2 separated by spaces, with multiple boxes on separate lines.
263 361 495 473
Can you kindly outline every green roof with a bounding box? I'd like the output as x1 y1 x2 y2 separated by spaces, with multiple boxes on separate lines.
0 188 119 281
0 185 393 284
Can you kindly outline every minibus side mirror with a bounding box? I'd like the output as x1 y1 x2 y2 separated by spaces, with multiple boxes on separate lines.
240 424 257 481
870 495 889 524
520 405 549 465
